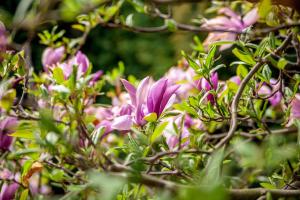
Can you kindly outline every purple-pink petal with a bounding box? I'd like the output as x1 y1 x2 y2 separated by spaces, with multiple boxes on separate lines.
229 76 241 85
0 117 18 151
42 47 65 71
158 85 180 115
291 94 300 119
90 70 103 85
242 8 259 27
121 79 137 106
75 51 89 75
0 182 19 200
111 115 133 131
147 78 168 115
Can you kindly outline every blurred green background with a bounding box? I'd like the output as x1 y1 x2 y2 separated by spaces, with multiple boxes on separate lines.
0 0 209 78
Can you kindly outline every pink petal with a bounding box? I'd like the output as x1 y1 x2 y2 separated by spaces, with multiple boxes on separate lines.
111 115 133 131
243 8 259 27
121 79 137 106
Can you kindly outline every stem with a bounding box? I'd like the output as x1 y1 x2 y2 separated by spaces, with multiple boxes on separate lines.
214 33 293 149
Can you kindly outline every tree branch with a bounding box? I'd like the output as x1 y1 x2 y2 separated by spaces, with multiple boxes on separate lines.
214 32 293 149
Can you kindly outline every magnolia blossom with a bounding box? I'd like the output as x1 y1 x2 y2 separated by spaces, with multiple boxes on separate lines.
196 72 219 104
0 117 18 151
287 94 300 126
89 70 103 85
258 79 282 106
164 66 196 99
42 47 65 71
0 169 50 199
0 182 19 200
111 77 179 131
29 173 51 195
202 7 259 50
43 50 89 80
229 75 241 85
163 115 190 149
59 51 89 79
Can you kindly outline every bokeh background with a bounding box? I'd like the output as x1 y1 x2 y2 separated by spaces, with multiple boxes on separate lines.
0 0 212 78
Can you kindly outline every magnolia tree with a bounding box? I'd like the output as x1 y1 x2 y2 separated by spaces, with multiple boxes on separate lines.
1 0 300 199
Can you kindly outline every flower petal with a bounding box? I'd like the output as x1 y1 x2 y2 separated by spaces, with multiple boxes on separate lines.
243 8 259 27
111 115 133 131
121 79 137 106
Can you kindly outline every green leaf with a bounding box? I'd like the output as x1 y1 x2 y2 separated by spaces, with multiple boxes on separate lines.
20 189 29 200
232 48 256 65
0 89 16 111
39 110 62 134
88 171 125 200
50 85 70 94
10 121 37 139
53 67 65 84
259 0 272 19
125 14 134 27
206 45 217 68
50 169 65 182
151 121 168 143
72 24 85 32
260 182 276 189
165 19 177 32
144 112 157 122
201 147 224 186
91 126 105 145
277 58 288 69
261 65 272 82
236 65 248 78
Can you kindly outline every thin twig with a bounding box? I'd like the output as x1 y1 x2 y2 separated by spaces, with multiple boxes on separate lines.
214 33 293 149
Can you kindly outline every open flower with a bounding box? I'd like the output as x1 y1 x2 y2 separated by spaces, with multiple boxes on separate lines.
202 7 259 50
111 77 180 131
43 50 90 80
0 117 18 151
147 78 180 117
164 66 196 99
42 47 65 71
59 51 90 79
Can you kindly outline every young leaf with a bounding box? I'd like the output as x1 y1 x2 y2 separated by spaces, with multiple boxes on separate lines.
151 121 168 143
232 48 256 65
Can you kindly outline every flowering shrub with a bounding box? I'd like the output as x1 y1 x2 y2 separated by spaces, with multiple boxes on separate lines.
1 0 300 200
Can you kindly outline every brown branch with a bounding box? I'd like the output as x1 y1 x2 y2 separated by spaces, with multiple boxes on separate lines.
214 32 293 149
205 127 297 140
229 188 300 200
9 113 70 126
108 165 300 199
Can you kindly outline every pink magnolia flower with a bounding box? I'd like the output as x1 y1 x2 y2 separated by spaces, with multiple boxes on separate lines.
43 50 90 80
202 7 259 50
0 117 18 151
165 66 197 99
42 47 65 71
59 51 89 79
89 70 103 86
258 79 282 106
114 77 180 130
163 115 190 150
0 182 19 200
288 94 300 126
229 75 241 85
196 72 219 104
